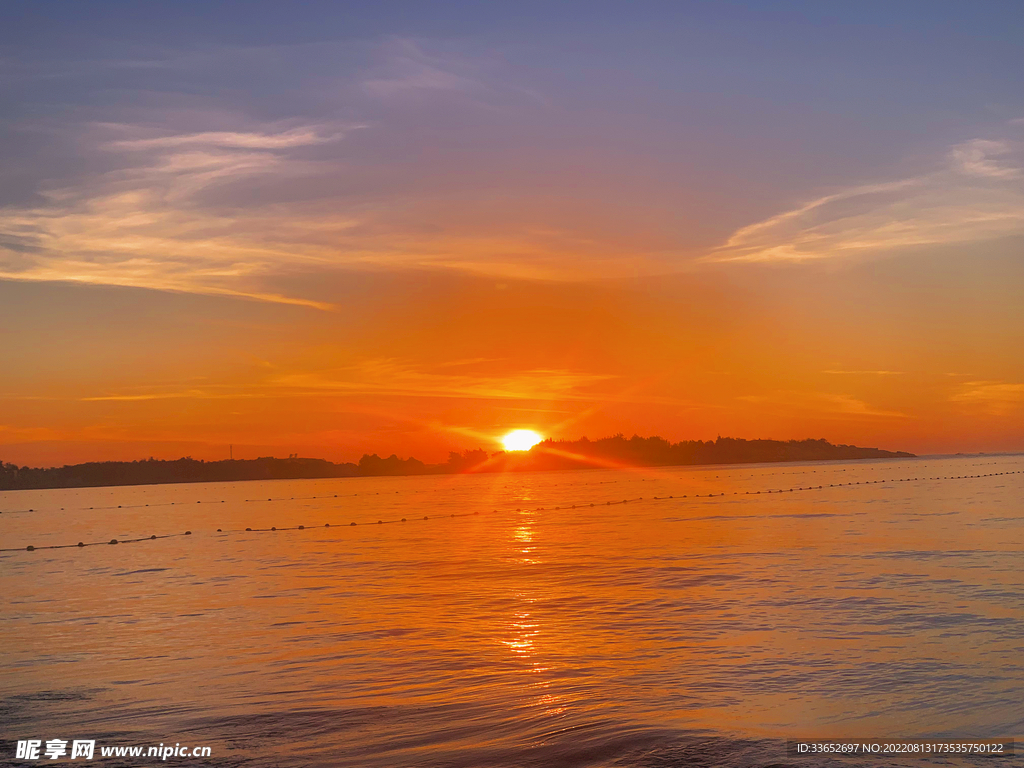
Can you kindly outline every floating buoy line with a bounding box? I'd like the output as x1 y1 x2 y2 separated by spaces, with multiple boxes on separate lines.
1 490 373 516
0 468 1020 554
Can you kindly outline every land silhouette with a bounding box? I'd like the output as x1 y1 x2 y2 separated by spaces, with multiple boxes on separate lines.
0 435 913 491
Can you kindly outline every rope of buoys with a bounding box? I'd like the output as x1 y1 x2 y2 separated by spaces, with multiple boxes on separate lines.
0 499 551 552
1 469 1020 515
0 491 368 515
2 468 1020 515
6 531 191 552
2 468 1022 553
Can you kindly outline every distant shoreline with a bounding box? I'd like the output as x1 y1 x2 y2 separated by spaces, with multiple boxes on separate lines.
0 435 915 492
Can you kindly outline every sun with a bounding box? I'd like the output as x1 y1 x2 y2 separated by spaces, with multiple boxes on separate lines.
502 429 543 452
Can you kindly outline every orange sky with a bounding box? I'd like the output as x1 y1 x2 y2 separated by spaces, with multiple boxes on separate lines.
3 247 1022 466
2 8 1023 466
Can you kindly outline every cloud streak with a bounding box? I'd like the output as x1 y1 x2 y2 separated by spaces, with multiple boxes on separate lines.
708 135 1024 263
107 126 344 151
0 120 356 307
950 380 1024 415
738 391 908 419
73 360 619 405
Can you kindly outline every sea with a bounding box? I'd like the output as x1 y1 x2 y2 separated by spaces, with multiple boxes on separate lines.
2 455 1022 767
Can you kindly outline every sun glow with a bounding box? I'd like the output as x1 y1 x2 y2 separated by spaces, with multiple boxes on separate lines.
502 429 543 452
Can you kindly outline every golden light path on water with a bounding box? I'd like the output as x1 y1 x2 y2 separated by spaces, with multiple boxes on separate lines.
2 455 1023 767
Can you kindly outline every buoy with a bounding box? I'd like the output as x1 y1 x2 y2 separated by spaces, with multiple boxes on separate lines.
185 531 192 535
217 528 222 532
325 523 330 527
26 545 35 551
298 525 304 530
151 535 157 539
77 542 84 547
271 526 276 531
246 527 252 531
109 539 118 545
350 522 356 526
402 518 406 522
423 516 428 520
378 520 382 524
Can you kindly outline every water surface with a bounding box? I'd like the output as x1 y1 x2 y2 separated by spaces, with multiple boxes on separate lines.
2 456 1023 766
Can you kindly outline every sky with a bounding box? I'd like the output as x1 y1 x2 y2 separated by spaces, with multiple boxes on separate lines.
1 0 1023 466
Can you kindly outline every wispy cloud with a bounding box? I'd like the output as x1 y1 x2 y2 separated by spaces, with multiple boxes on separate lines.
707 133 1024 263
950 139 1021 179
81 390 270 402
950 380 1024 415
361 38 481 97
71 357 715 411
73 360 619 405
0 424 67 442
822 370 904 376
268 359 618 402
107 127 343 151
738 391 908 419
0 120 356 307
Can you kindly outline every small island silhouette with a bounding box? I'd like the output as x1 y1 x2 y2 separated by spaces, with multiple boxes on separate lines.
0 435 913 491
